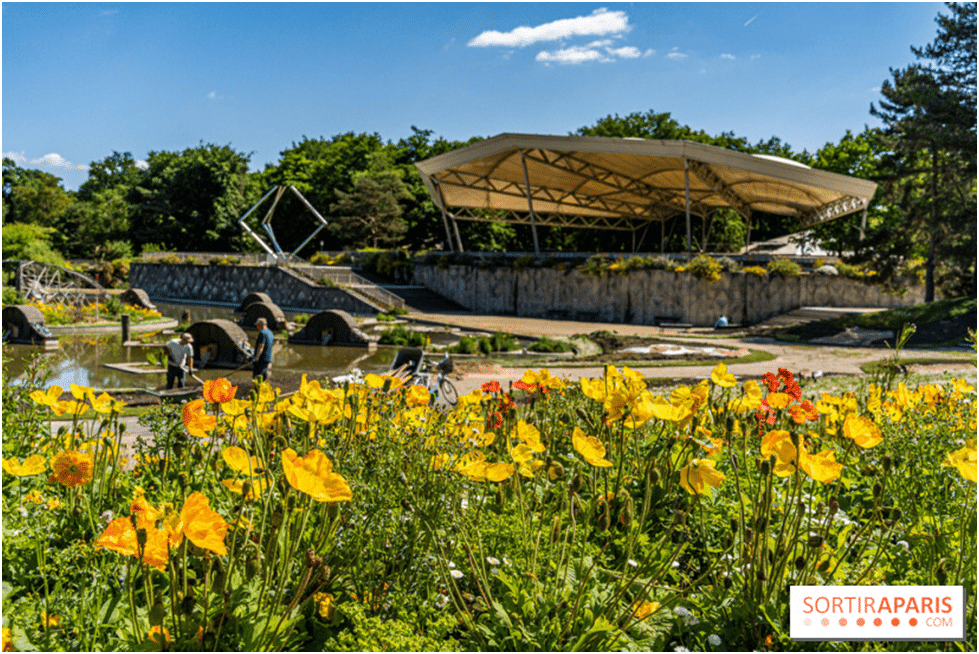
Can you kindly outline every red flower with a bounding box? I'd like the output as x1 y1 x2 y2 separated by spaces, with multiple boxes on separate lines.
784 381 802 401
761 372 780 393
778 368 795 386
481 381 502 394
513 379 536 392
486 411 503 430
498 393 516 411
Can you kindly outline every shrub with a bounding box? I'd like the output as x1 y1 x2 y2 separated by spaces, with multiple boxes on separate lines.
716 256 740 272
577 254 609 277
686 255 723 283
378 324 429 347
317 277 337 287
767 257 801 278
209 256 240 266
513 254 535 273
157 253 181 265
449 335 480 354
2 286 26 306
527 336 575 353
293 313 310 325
480 331 518 354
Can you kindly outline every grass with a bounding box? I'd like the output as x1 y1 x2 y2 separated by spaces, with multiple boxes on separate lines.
841 296 976 330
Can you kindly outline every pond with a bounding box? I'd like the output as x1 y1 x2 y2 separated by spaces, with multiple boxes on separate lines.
2 302 412 390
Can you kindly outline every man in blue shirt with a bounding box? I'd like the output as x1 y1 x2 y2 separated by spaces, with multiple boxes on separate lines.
253 317 274 382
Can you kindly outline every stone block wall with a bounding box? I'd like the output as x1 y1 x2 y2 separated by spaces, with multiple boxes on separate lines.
413 264 925 326
129 263 382 315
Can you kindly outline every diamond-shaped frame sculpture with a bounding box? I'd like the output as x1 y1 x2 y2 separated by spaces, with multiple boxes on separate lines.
237 185 329 262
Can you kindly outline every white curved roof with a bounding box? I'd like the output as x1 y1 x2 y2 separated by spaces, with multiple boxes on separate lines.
415 133 877 231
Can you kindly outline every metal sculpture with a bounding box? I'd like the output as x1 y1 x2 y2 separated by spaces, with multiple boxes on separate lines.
237 186 329 263
8 260 109 310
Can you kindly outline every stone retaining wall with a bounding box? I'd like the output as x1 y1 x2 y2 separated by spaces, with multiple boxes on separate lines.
129 264 382 315
413 265 924 326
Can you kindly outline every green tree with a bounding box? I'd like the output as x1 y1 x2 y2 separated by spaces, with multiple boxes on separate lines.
867 3 977 300
1 222 64 265
128 143 256 253
2 158 74 228
329 152 412 249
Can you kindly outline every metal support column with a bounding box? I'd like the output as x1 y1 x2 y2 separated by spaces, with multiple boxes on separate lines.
859 206 868 241
683 158 692 261
451 216 465 253
520 151 541 256
433 180 456 252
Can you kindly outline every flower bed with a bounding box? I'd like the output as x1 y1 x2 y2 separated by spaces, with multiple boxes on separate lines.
2 357 976 651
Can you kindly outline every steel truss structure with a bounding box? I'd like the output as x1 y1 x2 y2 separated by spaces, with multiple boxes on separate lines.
415 133 877 255
9 260 109 308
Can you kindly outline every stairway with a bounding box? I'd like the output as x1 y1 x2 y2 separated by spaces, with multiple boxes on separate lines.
377 284 470 314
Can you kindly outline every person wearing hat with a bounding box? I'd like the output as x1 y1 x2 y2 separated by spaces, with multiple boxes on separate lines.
163 332 195 390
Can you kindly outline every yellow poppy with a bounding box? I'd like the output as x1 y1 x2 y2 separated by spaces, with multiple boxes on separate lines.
710 363 737 388
87 391 124 414
571 426 613 467
760 430 799 476
485 462 515 482
766 392 793 409
405 384 431 407
800 449 843 483
182 398 217 438
942 440 977 482
2 455 47 477
220 477 267 499
222 446 263 476
678 459 726 496
178 492 229 556
631 600 660 621
70 383 94 400
512 420 545 452
842 414 883 448
281 449 353 502
30 385 64 412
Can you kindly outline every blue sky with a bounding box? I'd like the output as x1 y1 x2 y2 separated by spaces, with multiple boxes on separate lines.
2 2 949 191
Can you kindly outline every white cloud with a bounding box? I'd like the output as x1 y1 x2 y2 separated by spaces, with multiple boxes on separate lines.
536 46 610 65
750 54 761 60
207 91 217 100
3 151 27 165
607 46 641 59
135 160 149 171
586 39 614 48
720 53 736 60
469 8 629 48
644 49 656 57
30 153 89 171
667 49 687 60
744 15 758 27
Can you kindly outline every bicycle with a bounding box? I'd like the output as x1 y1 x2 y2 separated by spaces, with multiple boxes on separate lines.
411 354 458 408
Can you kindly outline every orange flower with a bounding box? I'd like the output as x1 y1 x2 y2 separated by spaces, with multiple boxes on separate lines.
203 378 237 404
148 625 171 651
182 399 217 438
130 494 164 530
281 449 353 503
2 455 47 477
51 450 94 487
177 492 229 556
94 517 170 570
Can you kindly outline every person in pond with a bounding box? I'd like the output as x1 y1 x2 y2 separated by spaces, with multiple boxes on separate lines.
163 332 195 390
253 318 274 382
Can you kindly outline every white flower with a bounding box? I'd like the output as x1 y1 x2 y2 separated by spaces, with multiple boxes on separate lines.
448 560 456 568
503 556 511 566
708 634 722 646
434 595 448 609
100 510 115 524
674 647 690 653
674 607 691 617
487 556 500 566
627 559 638 568
490 568 500 576
450 569 464 579
671 561 680 569
896 540 910 552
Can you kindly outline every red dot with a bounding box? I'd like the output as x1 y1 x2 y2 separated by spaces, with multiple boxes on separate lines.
874 617 883 627
839 618 847 627
857 618 865 626
909 618 918 627
891 618 900 627
821 618 829 627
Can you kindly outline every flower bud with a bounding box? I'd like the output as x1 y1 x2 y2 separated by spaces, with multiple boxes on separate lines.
570 473 583 494
730 518 739 534
890 507 902 522
725 415 736 432
790 432 800 448
240 482 253 500
180 594 196 615
808 535 824 548
760 459 772 476
647 466 661 485
828 498 839 515
595 500 610 532
550 516 562 544
149 602 165 626
755 516 768 531
326 503 340 520
245 557 260 579
177 471 189 491
862 465 877 477
271 510 283 528
872 482 882 499
795 556 806 570
548 461 565 481
136 528 148 548
882 455 892 473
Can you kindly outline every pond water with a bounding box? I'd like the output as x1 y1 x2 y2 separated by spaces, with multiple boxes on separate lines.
2 302 417 390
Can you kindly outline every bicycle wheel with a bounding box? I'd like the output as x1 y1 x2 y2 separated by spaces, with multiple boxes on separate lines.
439 378 459 405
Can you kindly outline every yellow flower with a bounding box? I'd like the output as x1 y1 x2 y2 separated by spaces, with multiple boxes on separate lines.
177 492 229 556
182 398 217 438
51 450 94 487
512 420 545 452
222 446 263 476
30 385 64 413
220 398 249 416
799 449 843 483
130 494 164 530
364 373 405 390
842 414 882 448
87 390 124 414
571 426 613 467
2 627 13 652
148 625 171 651
2 455 47 477
70 383 94 400
679 459 725 496
313 592 336 619
942 440 977 482
405 384 431 407
710 363 737 388
220 477 267 499
631 600 660 621
281 449 353 502
517 458 544 478
485 462 515 482
509 443 536 464
760 430 800 476
766 392 793 409
41 613 60 628
650 396 692 423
